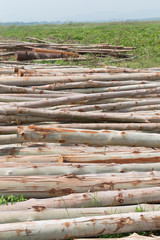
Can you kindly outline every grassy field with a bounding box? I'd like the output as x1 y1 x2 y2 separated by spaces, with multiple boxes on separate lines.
0 21 160 68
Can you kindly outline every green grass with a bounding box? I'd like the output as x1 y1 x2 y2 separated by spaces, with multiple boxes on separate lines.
0 194 27 205
1 21 160 68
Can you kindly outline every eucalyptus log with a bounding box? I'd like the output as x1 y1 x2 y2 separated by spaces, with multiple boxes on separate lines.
0 204 159 223
59 83 160 94
1 72 160 86
0 144 105 156
18 126 160 148
1 187 160 211
37 80 156 91
71 99 160 112
0 212 160 239
0 172 160 198
0 126 17 134
33 123 160 132
0 107 149 123
20 67 138 75
1 151 160 164
0 84 54 94
123 104 160 112
0 114 50 125
7 87 160 108
1 162 160 176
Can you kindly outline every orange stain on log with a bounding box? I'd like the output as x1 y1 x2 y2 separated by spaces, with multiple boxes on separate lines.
65 222 70 228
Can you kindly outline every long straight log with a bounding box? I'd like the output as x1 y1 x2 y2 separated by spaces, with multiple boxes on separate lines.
20 67 140 75
18 126 160 148
70 48 133 53
47 152 160 164
0 84 54 94
1 150 160 164
0 212 160 239
0 123 152 134
0 114 50 125
58 83 160 94
0 107 149 123
11 87 160 108
1 187 160 211
0 145 105 156
26 123 160 132
1 72 160 86
0 126 17 134
0 172 160 198
0 204 159 224
122 104 160 112
1 162 160 175
37 80 157 91
70 99 160 112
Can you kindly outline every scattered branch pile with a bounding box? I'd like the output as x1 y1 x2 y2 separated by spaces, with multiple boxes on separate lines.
0 64 160 239
0 38 136 62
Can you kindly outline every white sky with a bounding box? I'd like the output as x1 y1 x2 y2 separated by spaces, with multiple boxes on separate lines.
0 0 160 22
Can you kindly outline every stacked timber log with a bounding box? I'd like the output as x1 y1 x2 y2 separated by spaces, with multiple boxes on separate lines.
1 65 160 239
0 39 136 61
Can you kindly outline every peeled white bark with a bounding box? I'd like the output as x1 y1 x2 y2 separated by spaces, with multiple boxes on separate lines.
71 99 160 112
0 72 160 86
1 187 160 211
31 123 160 132
18 126 160 148
0 162 160 176
0 204 159 223
59 83 160 94
0 211 160 239
0 114 50 125
0 84 54 94
9 87 160 108
0 144 105 156
0 134 20 145
1 107 149 123
0 126 17 134
0 172 160 198
122 104 160 112
41 80 153 91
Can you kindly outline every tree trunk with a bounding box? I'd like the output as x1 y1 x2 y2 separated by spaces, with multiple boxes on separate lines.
0 187 160 211
18 126 160 148
0 162 160 176
0 212 160 239
0 172 160 198
0 204 159 223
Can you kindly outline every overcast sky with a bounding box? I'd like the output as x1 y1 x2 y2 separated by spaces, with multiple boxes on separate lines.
1 0 160 22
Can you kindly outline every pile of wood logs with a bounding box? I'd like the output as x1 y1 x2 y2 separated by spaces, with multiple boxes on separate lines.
0 38 136 61
0 64 160 239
